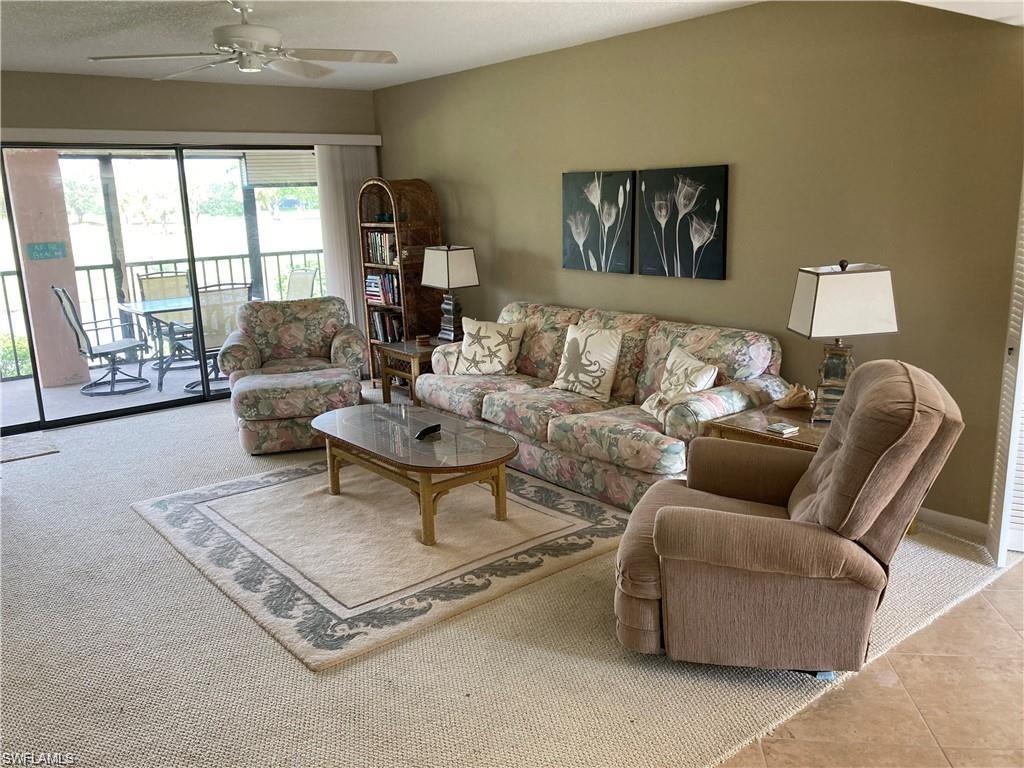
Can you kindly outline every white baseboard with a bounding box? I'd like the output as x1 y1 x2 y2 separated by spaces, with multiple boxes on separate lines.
916 506 988 542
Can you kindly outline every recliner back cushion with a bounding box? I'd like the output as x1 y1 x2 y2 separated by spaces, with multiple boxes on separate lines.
635 320 781 404
579 308 657 403
237 296 350 361
497 302 583 381
788 360 962 563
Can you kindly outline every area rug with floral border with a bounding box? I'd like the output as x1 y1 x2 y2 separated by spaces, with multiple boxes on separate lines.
133 462 628 671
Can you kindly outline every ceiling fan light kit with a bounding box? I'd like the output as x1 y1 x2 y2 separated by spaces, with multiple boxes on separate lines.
87 0 398 81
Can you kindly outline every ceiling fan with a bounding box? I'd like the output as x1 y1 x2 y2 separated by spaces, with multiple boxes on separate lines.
87 1 398 81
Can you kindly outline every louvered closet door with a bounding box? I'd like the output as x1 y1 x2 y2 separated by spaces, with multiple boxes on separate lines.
987 174 1024 565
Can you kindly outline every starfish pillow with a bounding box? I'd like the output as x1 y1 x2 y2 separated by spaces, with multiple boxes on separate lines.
453 318 527 375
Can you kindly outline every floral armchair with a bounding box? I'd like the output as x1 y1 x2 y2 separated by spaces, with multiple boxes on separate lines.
218 296 367 454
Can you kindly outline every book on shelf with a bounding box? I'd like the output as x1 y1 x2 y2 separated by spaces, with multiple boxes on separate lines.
369 309 405 344
364 273 401 306
365 231 398 265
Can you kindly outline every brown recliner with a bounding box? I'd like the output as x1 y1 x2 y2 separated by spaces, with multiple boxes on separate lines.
614 359 963 672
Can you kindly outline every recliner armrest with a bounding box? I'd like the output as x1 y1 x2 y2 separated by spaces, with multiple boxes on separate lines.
653 506 887 591
686 437 814 507
218 330 261 374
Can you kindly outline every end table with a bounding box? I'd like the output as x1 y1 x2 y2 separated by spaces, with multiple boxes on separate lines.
374 339 438 406
703 404 828 452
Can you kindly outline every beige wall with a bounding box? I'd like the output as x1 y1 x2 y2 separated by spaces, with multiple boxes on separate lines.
374 2 1024 522
0 71 376 134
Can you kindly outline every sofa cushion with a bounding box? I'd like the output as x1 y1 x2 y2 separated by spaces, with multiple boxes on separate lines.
230 368 362 421
481 387 609 442
415 373 545 419
237 297 350 361
452 318 526 375
548 406 687 475
497 302 583 381
258 356 335 375
551 325 623 403
578 308 657 403
636 320 782 403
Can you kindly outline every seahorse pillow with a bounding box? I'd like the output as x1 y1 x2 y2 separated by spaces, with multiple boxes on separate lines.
551 325 623 403
453 318 526 375
640 346 718 422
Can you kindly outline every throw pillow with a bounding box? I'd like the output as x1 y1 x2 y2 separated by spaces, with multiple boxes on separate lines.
640 347 718 422
551 325 623 403
453 318 526 375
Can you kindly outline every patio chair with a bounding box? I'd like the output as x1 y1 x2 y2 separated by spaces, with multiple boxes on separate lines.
137 271 196 373
52 286 151 397
174 282 252 393
285 267 319 300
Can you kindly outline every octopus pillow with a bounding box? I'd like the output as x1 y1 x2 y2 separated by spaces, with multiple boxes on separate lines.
453 318 526 375
551 325 623 403
640 346 718 423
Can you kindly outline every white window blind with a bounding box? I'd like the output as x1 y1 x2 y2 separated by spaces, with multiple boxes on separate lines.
242 150 318 186
988 174 1024 560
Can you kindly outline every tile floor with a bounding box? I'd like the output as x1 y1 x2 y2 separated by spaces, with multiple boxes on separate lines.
722 560 1024 767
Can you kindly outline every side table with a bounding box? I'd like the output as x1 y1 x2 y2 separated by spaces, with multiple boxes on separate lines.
374 339 438 406
703 404 828 452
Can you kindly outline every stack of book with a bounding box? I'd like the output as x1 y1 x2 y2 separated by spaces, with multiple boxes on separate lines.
765 422 800 438
365 274 402 306
366 231 398 265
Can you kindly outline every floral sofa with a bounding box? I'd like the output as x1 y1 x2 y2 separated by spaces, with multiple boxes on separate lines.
415 303 789 509
219 296 367 454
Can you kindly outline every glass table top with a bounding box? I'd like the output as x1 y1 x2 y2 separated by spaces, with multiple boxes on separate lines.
311 405 518 472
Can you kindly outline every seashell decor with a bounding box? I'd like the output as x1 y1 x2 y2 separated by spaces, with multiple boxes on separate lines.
776 383 816 410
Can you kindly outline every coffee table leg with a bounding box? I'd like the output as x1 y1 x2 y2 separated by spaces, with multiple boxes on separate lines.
494 464 507 521
327 444 341 495
418 473 436 545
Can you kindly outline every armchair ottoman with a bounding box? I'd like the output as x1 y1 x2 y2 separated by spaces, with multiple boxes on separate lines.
615 360 963 672
218 296 367 454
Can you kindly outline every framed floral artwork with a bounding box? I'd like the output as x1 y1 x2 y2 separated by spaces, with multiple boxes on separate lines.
637 165 728 280
562 170 634 274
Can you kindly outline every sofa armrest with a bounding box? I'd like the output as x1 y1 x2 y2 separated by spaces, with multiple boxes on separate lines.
663 373 790 442
685 437 814 507
218 330 261 375
330 323 368 377
431 342 462 375
653 506 887 591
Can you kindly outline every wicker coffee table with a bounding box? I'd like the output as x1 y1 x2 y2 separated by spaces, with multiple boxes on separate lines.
311 404 519 545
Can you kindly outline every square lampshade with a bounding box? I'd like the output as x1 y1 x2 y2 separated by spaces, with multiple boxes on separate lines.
788 263 898 339
421 246 479 290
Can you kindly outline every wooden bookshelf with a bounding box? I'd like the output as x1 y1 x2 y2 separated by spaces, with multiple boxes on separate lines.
357 177 444 382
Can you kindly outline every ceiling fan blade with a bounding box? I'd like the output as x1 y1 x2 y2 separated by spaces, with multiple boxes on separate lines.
89 52 223 62
285 48 398 64
266 58 331 79
158 57 236 81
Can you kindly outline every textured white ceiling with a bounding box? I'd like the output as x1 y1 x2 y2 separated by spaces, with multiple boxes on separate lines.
0 0 751 90
1 1 1020 92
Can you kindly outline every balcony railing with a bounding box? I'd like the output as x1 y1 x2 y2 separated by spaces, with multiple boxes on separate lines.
0 249 325 381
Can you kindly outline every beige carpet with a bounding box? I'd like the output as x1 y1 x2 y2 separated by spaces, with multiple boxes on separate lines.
1 431 59 462
133 463 626 670
0 399 1007 767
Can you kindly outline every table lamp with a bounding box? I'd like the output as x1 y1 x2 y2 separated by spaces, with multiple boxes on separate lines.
421 245 479 342
787 260 898 423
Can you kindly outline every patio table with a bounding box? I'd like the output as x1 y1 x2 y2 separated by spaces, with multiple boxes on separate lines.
117 297 195 392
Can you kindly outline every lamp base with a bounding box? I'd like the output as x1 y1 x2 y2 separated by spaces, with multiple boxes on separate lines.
437 291 463 342
812 339 856 424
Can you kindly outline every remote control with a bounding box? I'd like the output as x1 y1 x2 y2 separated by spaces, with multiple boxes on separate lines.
414 424 442 440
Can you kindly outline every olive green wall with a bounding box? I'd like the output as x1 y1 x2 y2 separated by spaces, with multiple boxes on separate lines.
0 71 376 134
374 2 1023 522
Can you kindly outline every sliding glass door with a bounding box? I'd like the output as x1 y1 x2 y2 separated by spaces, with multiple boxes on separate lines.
0 144 326 432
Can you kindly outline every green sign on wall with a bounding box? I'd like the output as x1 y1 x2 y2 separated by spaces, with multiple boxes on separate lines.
26 241 67 261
